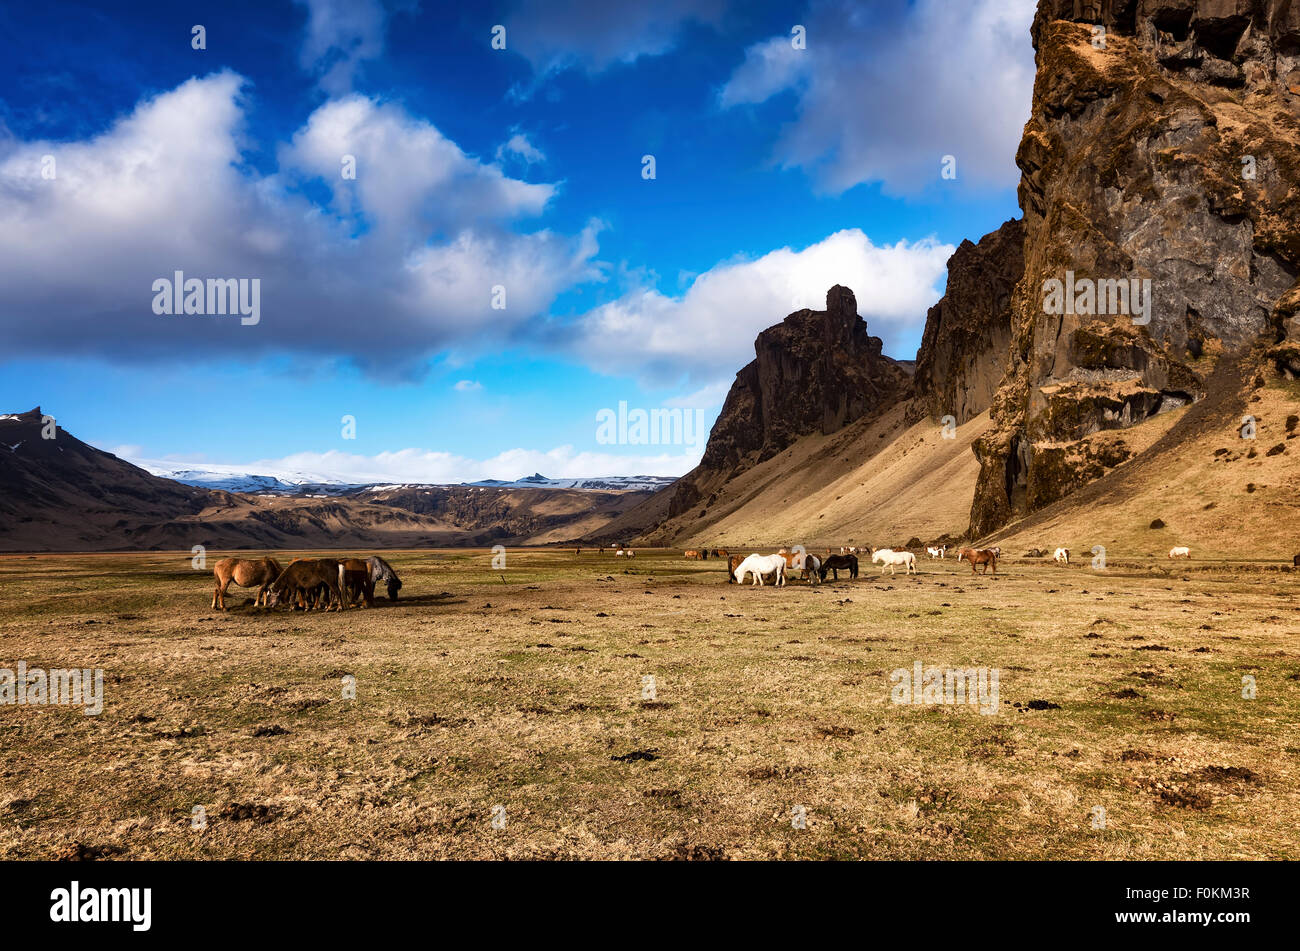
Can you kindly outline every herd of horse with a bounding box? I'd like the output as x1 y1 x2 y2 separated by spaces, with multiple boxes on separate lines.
211 555 402 611
209 538 1217 607
718 544 1002 586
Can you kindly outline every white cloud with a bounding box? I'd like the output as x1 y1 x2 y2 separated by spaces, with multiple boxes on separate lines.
283 96 555 242
719 0 1037 194
664 380 730 409
559 229 954 385
718 36 810 108
453 379 483 392
496 133 546 166
295 0 389 93
0 73 602 376
505 0 726 77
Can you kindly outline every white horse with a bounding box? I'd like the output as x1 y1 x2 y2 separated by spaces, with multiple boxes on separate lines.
1054 547 1070 565
733 553 786 586
926 545 946 560
1168 546 1190 559
872 548 916 575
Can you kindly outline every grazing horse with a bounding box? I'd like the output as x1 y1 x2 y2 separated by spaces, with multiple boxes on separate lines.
685 549 699 560
211 557 282 610
818 553 858 582
733 553 786 586
926 545 946 560
1168 546 1190 559
958 548 997 574
711 549 721 558
339 558 375 608
871 548 916 575
799 552 822 585
1054 547 1070 565
268 558 346 611
1294 553 1300 567
726 554 745 583
366 555 402 601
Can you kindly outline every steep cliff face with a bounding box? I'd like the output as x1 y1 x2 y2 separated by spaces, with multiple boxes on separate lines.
665 285 912 518
907 218 1026 426
970 0 1300 536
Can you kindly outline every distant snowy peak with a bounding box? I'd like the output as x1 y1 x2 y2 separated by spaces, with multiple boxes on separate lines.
468 474 677 491
135 461 676 495
134 462 362 495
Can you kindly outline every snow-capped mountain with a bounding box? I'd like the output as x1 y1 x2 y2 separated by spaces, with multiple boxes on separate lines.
135 461 676 495
469 473 677 492
133 461 366 495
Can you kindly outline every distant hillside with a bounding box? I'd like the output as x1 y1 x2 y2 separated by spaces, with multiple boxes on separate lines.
0 408 659 551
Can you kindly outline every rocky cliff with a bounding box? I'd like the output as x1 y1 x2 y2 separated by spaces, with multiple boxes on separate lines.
664 285 912 519
907 218 1026 426
969 0 1300 536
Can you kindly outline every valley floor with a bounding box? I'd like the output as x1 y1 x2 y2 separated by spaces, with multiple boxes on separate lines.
1 548 1297 859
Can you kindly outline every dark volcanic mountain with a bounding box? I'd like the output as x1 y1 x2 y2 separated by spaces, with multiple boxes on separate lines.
0 407 216 549
662 285 913 520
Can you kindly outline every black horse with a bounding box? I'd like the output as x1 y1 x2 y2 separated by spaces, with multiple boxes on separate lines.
819 553 858 581
366 555 403 601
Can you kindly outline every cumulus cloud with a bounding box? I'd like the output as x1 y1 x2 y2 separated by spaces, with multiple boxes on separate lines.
505 0 726 77
453 379 483 392
132 444 696 484
0 72 602 376
556 229 954 386
719 0 1037 194
283 95 555 242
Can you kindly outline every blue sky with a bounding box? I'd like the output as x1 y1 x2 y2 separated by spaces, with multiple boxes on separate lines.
0 0 1035 482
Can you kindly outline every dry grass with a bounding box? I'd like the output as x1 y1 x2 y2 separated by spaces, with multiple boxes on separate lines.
1 547 1298 860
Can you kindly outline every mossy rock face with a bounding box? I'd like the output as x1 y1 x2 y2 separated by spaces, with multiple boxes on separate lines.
1032 384 1167 442
1027 439 1135 510
1068 324 1152 373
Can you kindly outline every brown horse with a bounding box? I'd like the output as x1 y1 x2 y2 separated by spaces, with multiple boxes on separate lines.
340 558 375 608
958 548 998 574
684 549 700 560
211 556 282 610
268 558 346 611
726 554 744 583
